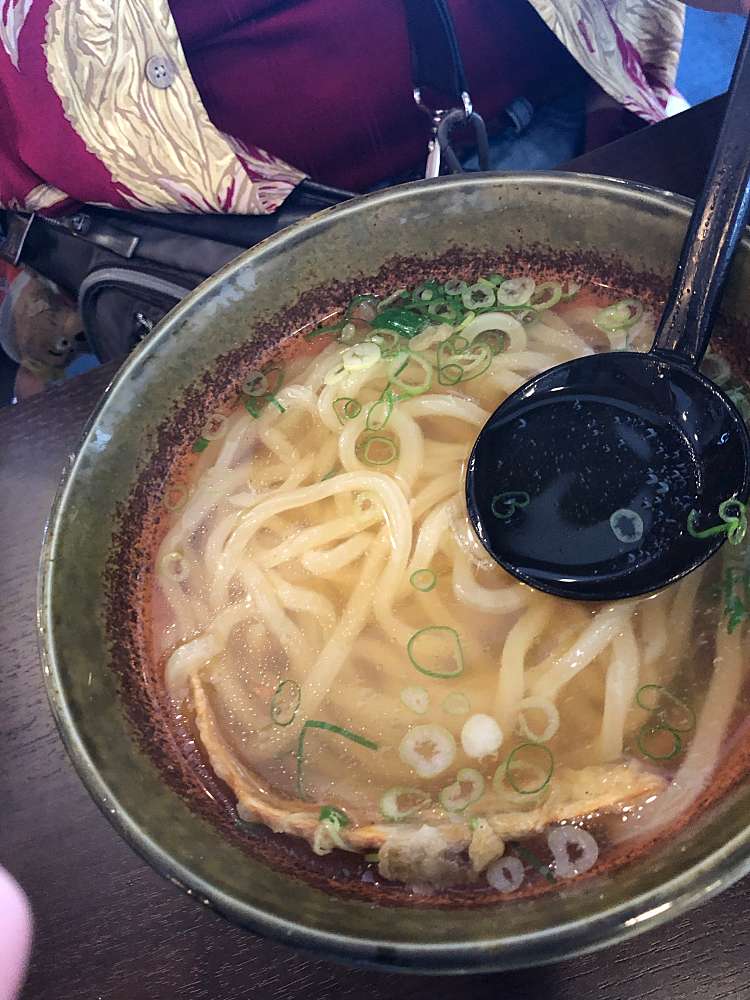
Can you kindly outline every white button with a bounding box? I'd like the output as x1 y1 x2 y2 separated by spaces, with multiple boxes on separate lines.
145 55 176 89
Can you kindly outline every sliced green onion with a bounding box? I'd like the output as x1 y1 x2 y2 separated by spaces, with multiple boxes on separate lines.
347 294 379 320
243 370 270 397
427 299 461 322
163 483 189 512
388 351 432 396
409 568 437 592
369 329 403 356
372 307 427 339
516 697 560 743
271 678 301 727
443 278 468 296
488 273 505 286
399 723 456 778
366 391 394 431
412 280 442 304
635 685 695 732
637 722 682 761
439 768 485 812
560 280 581 301
490 491 530 521
321 467 337 481
450 334 469 351
400 685 430 715
530 281 562 311
339 321 359 344
297 720 378 798
407 626 464 679
379 786 432 821
192 437 209 453
496 277 535 307
687 498 747 545
358 433 399 466
461 278 496 311
319 804 350 826
472 329 506 356
304 323 343 341
312 818 348 855
161 551 189 582
341 342 381 372
503 743 554 795
442 692 471 716
333 396 362 424
201 412 228 441
511 841 556 883
594 298 643 333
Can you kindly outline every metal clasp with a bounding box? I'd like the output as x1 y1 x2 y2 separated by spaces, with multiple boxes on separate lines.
413 88 488 178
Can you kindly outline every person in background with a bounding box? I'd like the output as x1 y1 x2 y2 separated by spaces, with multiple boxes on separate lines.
0 0 747 399
0 0 740 219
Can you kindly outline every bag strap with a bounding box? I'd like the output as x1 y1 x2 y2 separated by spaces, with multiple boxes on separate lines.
403 0 489 177
403 0 468 108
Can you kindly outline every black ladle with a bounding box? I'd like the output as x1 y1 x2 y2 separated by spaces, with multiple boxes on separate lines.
466 21 750 601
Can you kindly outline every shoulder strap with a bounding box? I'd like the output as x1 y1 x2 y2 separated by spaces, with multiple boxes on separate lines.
403 0 468 107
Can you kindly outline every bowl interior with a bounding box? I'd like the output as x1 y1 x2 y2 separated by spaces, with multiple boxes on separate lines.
39 173 750 973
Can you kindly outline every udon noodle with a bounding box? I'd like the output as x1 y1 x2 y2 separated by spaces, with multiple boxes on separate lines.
153 274 750 890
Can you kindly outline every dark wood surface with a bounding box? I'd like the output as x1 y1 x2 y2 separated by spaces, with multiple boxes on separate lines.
3 97 750 1000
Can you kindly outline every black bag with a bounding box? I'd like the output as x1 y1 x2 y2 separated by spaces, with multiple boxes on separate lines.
0 180 352 362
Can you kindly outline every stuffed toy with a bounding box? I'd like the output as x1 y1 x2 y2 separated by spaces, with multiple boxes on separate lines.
0 262 86 400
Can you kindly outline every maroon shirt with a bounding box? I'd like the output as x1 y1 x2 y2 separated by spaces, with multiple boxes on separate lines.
171 0 580 190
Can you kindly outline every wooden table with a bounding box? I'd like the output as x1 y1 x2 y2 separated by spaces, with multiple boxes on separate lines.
3 96 750 1000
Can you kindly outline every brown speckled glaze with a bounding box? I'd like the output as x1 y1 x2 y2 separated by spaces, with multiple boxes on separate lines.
39 174 750 973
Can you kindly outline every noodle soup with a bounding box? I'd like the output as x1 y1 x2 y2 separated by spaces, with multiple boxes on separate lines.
152 274 750 891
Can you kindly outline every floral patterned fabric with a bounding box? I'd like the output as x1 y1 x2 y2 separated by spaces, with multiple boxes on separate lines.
0 0 685 216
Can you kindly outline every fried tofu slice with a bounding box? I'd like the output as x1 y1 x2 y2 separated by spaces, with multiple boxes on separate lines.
192 675 665 885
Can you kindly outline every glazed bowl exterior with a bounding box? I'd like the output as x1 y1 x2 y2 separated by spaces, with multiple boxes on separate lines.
39 173 750 973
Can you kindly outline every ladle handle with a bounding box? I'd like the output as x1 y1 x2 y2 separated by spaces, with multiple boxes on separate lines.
653 16 750 367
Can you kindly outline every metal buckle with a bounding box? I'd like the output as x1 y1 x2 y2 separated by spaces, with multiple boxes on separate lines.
414 88 486 178
0 212 34 266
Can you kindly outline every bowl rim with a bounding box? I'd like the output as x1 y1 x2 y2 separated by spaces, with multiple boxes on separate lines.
37 171 750 974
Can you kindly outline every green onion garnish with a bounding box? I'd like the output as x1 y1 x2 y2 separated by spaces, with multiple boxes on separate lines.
366 391 394 432
496 277 535 308
333 396 362 424
192 437 209 453
427 299 460 322
635 684 695 732
461 278 496 311
372 307 427 339
163 483 189 512
593 298 643 333
412 280 442 304
490 491 530 521
510 841 556 883
530 281 562 311
472 329 506 356
379 786 432 821
319 804 350 827
409 568 437 592
442 691 470 716
438 768 485 812
687 498 748 545
443 278 468 296
407 626 464 679
321 467 337 481
505 743 554 795
722 563 750 633
637 722 682 761
270 678 301 727
358 433 399 466
304 322 344 341
297 720 378 799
